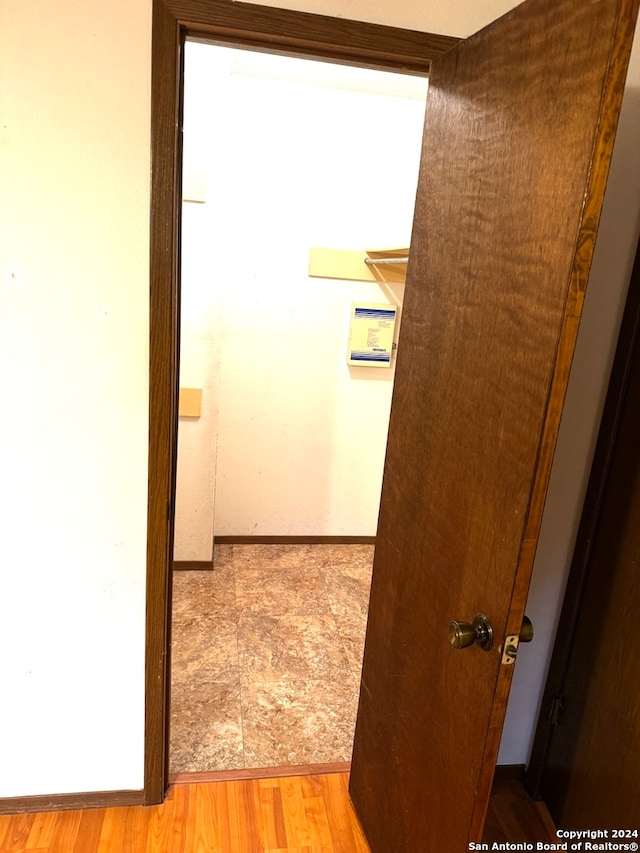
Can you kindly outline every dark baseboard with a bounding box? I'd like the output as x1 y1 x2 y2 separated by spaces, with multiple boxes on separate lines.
0 788 143 815
173 540 375 570
494 764 526 781
169 761 351 785
213 535 376 545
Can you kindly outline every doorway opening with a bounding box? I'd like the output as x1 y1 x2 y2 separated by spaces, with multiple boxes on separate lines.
169 39 429 776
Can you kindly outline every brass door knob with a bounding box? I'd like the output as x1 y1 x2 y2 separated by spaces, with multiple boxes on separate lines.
448 613 493 651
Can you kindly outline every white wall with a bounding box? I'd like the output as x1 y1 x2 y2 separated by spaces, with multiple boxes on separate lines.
174 46 427 558
0 0 150 795
1 0 639 799
173 199 223 562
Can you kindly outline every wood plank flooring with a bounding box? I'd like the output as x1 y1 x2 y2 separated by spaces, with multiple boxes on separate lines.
0 773 367 853
485 779 558 845
0 775 556 852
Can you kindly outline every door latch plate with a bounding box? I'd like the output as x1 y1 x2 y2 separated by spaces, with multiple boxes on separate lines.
502 635 519 665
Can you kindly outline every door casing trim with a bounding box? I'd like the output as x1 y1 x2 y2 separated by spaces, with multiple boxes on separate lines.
146 0 460 805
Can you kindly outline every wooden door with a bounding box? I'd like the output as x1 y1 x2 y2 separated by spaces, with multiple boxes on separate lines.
349 0 639 850
533 243 640 827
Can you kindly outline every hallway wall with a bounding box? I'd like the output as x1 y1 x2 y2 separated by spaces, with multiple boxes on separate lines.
0 0 150 796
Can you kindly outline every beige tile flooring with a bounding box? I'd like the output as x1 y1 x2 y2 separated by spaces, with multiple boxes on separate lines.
169 543 374 773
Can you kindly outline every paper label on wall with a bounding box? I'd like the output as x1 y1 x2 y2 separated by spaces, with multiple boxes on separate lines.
348 302 397 367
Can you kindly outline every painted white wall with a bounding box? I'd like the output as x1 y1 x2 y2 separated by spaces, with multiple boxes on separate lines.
173 201 223 563
249 0 519 37
174 46 427 557
0 0 151 796
1 0 639 799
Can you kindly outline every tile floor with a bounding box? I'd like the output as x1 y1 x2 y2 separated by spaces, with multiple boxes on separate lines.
169 543 374 773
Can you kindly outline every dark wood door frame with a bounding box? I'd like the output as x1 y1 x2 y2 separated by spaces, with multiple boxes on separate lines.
525 230 640 798
145 0 460 805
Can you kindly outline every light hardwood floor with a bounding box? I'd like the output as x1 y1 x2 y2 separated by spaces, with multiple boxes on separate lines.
0 773 367 853
0 774 556 852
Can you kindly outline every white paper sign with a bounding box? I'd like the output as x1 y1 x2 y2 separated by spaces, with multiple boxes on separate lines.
347 302 397 367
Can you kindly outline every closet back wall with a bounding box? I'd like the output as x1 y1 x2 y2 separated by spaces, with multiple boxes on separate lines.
174 44 428 562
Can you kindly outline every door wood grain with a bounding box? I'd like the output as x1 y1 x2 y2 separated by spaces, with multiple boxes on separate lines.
349 0 639 849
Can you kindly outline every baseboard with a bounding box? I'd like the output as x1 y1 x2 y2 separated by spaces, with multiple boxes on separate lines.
169 761 351 785
0 788 143 815
0 763 519 813
173 560 214 571
494 764 526 781
174 540 375 568
213 536 376 545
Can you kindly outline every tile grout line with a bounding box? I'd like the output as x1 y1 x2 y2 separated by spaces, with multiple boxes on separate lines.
237 544 358 768
229 545 248 771
314 551 367 689
173 545 373 773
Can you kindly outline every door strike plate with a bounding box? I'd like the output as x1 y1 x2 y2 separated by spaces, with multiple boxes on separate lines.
501 635 519 665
